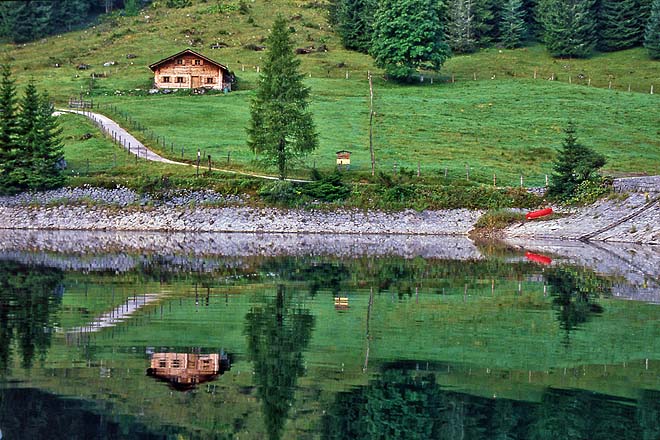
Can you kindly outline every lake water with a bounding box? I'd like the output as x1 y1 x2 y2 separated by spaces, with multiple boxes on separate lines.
0 234 658 439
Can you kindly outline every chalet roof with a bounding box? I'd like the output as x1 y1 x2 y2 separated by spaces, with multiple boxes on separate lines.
149 49 230 72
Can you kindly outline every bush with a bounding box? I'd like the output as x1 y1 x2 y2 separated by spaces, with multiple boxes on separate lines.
258 180 302 207
474 209 526 229
564 177 612 206
303 170 351 202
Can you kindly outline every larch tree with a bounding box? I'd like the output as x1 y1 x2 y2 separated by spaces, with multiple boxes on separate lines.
246 16 318 180
371 0 451 80
645 0 660 58
500 0 527 48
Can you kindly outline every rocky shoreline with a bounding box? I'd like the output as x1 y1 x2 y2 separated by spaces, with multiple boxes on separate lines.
0 186 480 235
0 185 659 243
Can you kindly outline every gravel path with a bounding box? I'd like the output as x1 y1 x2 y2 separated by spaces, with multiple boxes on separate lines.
57 109 310 182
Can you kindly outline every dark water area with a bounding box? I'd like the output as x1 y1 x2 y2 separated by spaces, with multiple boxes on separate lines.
0 235 659 439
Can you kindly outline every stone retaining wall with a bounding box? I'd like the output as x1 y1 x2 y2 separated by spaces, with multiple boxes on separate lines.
613 176 660 193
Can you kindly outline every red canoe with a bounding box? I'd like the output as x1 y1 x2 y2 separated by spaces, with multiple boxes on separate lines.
526 207 553 220
525 251 552 265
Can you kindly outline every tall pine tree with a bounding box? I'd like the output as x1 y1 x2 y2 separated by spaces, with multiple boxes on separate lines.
538 0 598 57
371 0 451 79
500 0 527 48
473 0 501 46
335 0 377 53
32 93 65 190
645 0 660 58
247 16 318 180
598 0 645 51
446 0 478 53
0 65 18 191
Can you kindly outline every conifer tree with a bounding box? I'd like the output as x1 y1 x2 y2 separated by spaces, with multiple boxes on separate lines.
446 0 478 53
0 65 18 190
247 16 318 180
538 0 598 57
32 93 65 190
335 0 377 53
371 0 451 79
548 122 606 199
14 81 42 188
473 0 500 46
598 0 645 51
500 0 527 48
645 0 660 58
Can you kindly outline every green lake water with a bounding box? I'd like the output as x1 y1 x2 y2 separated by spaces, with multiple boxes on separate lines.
0 242 659 439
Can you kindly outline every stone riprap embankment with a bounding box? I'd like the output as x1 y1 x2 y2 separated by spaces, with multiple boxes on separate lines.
0 187 480 235
0 230 482 263
505 193 660 244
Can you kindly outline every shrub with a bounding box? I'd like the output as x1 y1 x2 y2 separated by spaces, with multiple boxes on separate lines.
303 170 351 202
474 209 526 229
258 180 302 207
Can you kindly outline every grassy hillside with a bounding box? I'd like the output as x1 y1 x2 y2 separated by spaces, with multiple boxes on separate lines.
2 0 659 188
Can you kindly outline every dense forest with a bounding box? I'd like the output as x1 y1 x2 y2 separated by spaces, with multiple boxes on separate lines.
1 0 658 61
331 0 659 60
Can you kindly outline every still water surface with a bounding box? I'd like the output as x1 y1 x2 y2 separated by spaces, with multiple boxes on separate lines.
0 237 658 439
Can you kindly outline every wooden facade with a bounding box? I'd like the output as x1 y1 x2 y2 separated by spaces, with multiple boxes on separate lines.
149 49 233 91
146 352 230 390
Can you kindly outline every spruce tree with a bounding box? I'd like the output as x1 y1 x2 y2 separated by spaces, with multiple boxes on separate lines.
371 0 451 79
335 0 377 53
247 16 318 180
32 93 65 190
645 0 660 58
598 0 645 51
446 0 478 53
500 0 527 48
0 65 18 191
547 122 606 199
473 0 501 46
14 81 41 189
538 0 598 57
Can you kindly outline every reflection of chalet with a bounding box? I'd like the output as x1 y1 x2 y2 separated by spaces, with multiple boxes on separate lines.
146 352 230 391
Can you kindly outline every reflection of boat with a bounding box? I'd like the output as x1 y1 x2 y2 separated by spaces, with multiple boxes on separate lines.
146 352 230 391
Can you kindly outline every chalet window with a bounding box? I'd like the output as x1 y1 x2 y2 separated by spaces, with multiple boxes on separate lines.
175 76 185 83
162 76 170 83
176 58 184 65
159 359 167 368
206 77 214 84
171 359 181 368
194 59 201 65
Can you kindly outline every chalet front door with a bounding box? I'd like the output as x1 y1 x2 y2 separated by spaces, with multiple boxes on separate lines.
191 76 201 88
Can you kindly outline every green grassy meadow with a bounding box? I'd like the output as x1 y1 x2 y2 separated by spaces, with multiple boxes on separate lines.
3 0 659 191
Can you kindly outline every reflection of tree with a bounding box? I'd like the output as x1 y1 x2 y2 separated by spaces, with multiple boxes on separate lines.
0 261 63 373
0 387 168 439
245 284 315 440
545 268 608 344
323 367 647 440
638 390 660 440
259 257 349 297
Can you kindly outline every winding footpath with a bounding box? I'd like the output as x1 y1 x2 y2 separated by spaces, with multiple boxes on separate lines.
57 109 310 182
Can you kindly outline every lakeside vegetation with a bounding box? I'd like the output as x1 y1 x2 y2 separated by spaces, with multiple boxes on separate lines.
0 0 658 207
